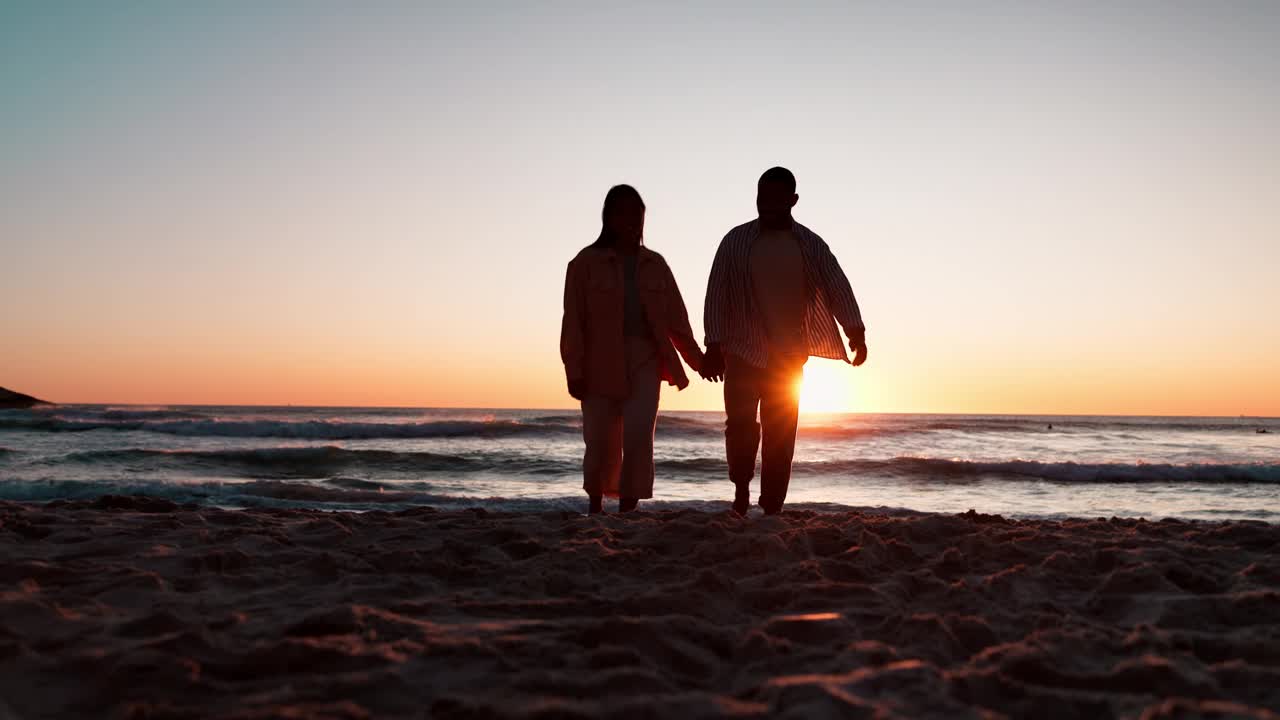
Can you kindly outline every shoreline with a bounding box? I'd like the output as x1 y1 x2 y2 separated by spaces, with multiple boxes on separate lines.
2 496 1279 718
1 491 1275 525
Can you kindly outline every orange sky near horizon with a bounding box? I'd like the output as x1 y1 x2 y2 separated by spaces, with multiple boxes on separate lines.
9 332 1278 417
4 4 1278 417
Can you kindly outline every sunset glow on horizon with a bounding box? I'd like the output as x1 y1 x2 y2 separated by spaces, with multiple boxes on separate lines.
4 4 1278 417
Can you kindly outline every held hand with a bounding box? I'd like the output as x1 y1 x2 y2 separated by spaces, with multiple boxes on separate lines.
700 344 725 382
849 331 868 367
567 378 587 401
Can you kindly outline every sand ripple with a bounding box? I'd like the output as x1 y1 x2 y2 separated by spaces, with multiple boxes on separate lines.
1 497 1278 718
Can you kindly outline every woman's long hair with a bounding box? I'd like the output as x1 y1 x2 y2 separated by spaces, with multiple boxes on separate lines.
589 184 645 249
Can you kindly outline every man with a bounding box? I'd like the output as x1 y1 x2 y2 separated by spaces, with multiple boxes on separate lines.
701 167 868 515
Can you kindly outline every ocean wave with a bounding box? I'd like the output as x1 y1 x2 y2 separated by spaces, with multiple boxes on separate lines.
1 480 1273 521
0 478 907 514
58 446 570 478
0 412 732 440
531 413 716 431
39 407 214 422
0 414 929 441
49 446 1280 486
0 416 589 440
792 457 1280 484
5 407 1272 442
0 478 441 507
903 417 1278 434
525 414 583 425
653 456 1280 484
0 477 613 512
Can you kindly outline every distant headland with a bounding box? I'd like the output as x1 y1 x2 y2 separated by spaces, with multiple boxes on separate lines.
0 387 51 409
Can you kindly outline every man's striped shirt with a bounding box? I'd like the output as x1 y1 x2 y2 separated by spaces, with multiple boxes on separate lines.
704 219 865 369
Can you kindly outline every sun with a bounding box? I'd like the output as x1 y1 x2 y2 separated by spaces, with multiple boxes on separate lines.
796 359 855 414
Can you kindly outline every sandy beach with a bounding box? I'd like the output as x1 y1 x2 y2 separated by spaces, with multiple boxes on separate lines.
1 496 1278 719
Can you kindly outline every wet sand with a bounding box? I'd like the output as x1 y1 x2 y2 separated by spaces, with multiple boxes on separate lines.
1 496 1278 719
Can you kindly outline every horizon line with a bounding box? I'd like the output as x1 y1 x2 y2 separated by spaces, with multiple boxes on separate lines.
16 400 1279 421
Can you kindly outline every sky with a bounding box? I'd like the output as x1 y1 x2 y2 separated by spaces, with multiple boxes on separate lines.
3 1 1278 415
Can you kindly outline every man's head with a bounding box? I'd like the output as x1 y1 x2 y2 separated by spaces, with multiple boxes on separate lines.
756 166 798 227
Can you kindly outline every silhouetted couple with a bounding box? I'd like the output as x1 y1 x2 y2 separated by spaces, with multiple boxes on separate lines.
560 167 868 516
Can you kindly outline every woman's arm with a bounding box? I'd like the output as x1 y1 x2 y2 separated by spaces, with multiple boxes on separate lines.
560 257 588 395
663 262 704 373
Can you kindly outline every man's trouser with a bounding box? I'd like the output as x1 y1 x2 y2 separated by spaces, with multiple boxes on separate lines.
723 352 805 512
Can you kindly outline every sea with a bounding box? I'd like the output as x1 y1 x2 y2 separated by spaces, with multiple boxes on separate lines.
0 405 1277 522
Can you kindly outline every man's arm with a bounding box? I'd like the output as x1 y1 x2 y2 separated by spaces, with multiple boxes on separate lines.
662 262 704 374
701 236 733 380
815 239 868 366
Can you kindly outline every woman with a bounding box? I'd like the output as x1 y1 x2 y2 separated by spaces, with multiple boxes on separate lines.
560 185 704 514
